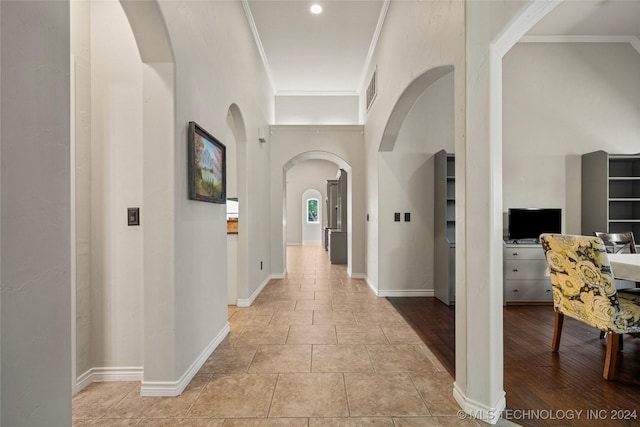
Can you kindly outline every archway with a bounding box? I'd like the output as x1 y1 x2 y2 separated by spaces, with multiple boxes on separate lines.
282 151 354 275
225 104 248 306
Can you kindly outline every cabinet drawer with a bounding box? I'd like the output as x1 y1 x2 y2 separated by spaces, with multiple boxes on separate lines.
504 246 546 260
504 260 548 279
505 279 553 302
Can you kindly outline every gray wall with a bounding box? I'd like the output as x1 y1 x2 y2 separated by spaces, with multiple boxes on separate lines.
1 1 72 425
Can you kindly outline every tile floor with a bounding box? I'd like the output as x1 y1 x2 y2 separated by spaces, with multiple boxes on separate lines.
72 244 506 426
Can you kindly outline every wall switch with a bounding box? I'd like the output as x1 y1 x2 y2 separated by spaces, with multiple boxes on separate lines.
394 212 400 222
128 208 140 226
404 212 411 222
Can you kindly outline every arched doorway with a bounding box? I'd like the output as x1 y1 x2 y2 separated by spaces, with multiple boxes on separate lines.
282 151 354 275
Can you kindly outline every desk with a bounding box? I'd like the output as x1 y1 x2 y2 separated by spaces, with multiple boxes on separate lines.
608 253 640 282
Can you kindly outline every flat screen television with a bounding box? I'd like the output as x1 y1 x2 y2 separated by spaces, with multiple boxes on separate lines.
508 208 561 242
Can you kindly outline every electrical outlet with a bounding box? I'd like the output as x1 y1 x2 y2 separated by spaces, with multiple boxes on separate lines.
394 212 400 222
404 212 410 222
260 261 263 270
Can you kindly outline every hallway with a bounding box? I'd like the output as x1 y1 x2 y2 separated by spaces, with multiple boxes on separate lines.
72 244 481 426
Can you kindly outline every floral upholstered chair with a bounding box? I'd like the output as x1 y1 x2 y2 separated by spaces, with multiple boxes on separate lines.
540 234 640 380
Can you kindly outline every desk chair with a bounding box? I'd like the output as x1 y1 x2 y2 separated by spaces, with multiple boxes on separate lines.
540 234 640 380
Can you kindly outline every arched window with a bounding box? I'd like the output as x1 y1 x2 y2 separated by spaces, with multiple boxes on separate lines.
307 198 319 223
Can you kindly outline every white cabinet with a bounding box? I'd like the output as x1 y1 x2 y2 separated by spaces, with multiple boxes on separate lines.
503 243 553 304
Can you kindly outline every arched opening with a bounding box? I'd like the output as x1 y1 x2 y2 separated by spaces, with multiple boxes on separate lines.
282 151 353 274
302 191 322 243
225 103 248 306
375 67 456 302
70 0 175 396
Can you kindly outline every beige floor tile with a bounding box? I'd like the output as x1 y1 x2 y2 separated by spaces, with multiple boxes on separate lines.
222 419 308 426
301 284 331 292
103 385 159 418
72 382 138 418
353 311 403 325
238 324 290 345
295 300 333 311
144 374 211 417
248 344 312 373
336 325 389 345
269 373 349 417
344 373 429 417
139 419 225 426
270 310 314 325
187 374 277 418
366 345 438 373
309 418 395 426
313 310 356 326
311 345 373 373
200 342 258 374
392 417 483 426
73 419 142 426
251 299 297 311
314 290 332 300
287 325 337 344
410 372 461 415
380 324 424 344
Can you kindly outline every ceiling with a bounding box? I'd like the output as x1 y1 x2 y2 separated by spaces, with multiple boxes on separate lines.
243 1 640 96
245 0 385 95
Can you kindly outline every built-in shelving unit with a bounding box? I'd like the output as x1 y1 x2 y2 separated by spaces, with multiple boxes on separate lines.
434 150 455 305
582 151 640 238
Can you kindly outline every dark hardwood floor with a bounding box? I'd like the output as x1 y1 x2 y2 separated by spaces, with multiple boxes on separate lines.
388 297 640 427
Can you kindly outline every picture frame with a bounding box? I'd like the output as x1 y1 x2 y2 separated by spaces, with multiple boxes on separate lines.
188 121 226 204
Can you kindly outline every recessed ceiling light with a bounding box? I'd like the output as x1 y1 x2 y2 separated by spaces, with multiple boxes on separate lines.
310 4 323 15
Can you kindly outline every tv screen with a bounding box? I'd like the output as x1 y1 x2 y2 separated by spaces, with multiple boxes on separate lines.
508 208 561 242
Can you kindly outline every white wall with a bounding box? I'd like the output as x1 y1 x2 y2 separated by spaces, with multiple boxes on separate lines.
358 1 465 294
90 0 144 371
1 1 72 425
275 95 359 124
464 0 535 420
301 189 323 243
286 160 339 245
377 72 454 294
270 126 366 277
157 0 273 379
503 42 640 235
71 0 92 382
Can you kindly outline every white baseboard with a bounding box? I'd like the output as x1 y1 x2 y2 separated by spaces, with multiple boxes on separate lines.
286 243 302 246
350 272 366 279
141 323 230 397
453 382 506 425
377 289 434 297
365 276 379 296
271 271 286 280
75 366 144 395
237 274 272 307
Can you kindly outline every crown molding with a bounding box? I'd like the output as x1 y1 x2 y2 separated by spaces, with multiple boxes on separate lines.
357 0 390 93
241 0 277 93
519 35 640 55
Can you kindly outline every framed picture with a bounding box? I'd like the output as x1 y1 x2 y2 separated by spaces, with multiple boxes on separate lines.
188 121 226 203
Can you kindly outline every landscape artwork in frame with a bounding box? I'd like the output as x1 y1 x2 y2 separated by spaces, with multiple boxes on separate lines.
188 121 226 203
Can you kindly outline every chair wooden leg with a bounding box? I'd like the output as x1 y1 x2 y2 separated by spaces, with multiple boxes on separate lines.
603 333 620 380
552 312 564 352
